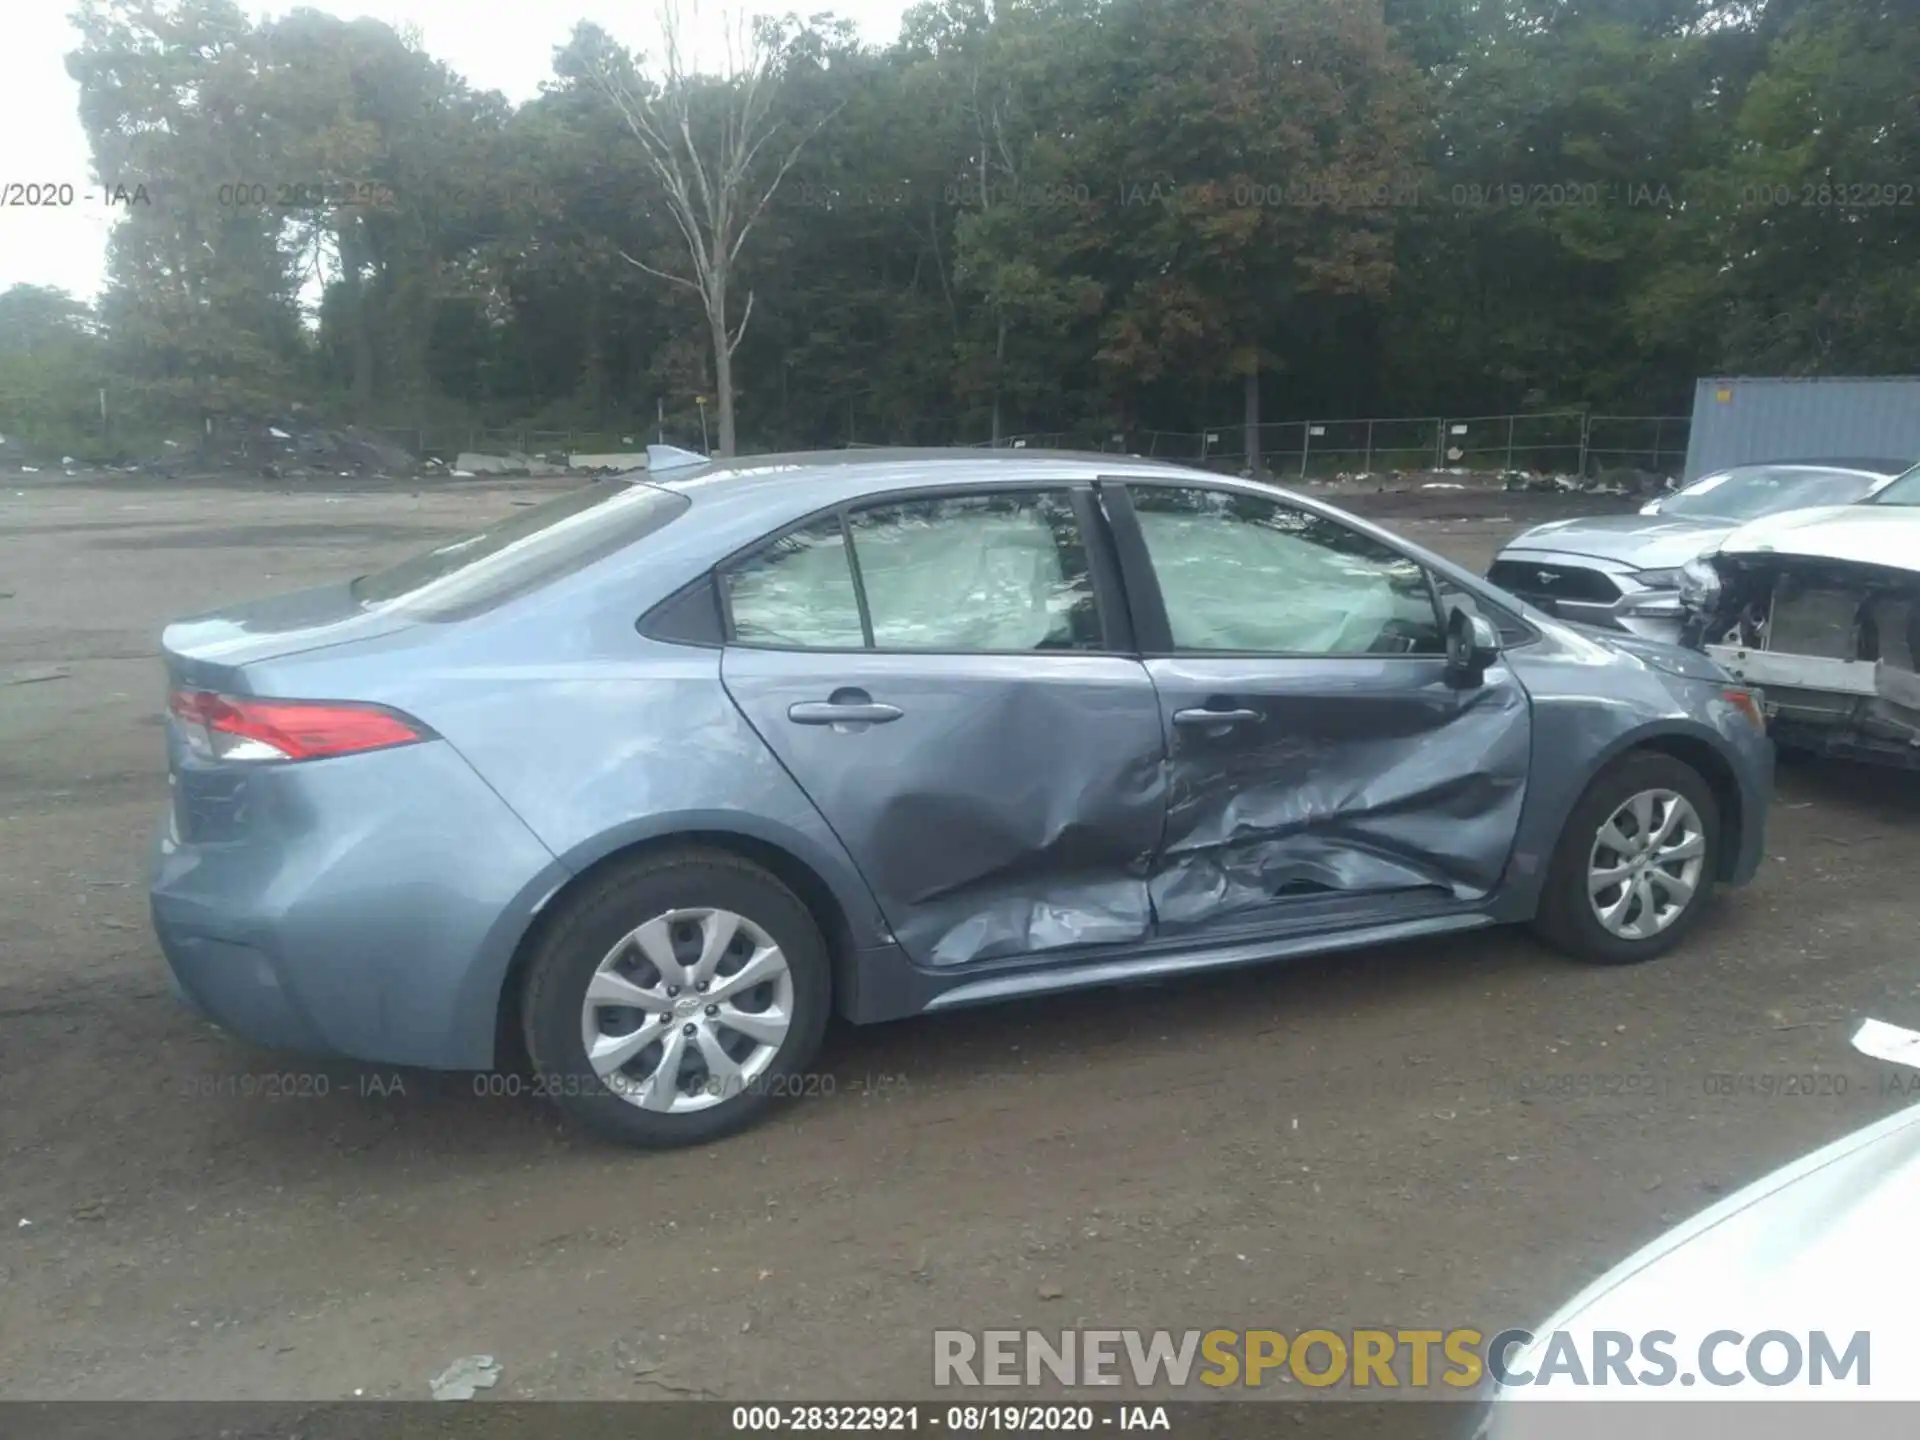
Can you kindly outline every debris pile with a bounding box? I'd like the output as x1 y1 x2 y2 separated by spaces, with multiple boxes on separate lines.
1297 466 1673 495
1501 465 1671 497
450 450 570 477
140 420 421 480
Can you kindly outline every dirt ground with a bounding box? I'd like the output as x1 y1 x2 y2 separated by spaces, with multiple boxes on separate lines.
3 471 1918 1403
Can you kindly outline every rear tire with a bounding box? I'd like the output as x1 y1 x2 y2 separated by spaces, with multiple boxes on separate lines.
521 847 832 1148
1531 752 1721 965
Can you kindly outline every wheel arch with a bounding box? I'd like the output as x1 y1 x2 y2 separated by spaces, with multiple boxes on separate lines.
1541 721 1746 885
1628 731 1744 882
490 816 881 1070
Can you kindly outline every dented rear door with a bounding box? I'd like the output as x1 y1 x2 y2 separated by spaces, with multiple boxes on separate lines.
1113 482 1532 936
718 486 1167 969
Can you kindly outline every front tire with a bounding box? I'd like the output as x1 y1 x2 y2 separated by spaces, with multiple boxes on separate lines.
1532 752 1720 965
521 848 832 1147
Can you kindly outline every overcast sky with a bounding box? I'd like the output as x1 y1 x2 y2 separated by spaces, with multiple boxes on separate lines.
1 0 915 301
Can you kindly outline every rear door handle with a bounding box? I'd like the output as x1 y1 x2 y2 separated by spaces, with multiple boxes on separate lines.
787 701 904 726
1172 707 1261 727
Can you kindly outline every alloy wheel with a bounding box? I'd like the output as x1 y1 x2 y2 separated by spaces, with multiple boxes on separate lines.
1587 789 1707 941
579 907 794 1113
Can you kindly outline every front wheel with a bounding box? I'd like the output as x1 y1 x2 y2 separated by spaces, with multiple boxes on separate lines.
1532 752 1721 965
520 848 832 1147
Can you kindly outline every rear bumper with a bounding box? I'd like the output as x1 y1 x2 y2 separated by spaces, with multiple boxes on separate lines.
152 899 334 1054
150 740 566 1069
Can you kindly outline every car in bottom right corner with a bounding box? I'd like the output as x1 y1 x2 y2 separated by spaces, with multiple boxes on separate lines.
1678 461 1920 770
1473 1020 1920 1438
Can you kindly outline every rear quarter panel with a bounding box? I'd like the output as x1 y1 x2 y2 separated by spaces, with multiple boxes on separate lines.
249 579 897 1003
152 737 568 1069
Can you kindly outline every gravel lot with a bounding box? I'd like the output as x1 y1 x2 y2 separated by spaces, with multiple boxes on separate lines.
2 472 1917 1402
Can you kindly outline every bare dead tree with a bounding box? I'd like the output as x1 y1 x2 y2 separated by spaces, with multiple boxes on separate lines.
591 2 835 456
963 63 1023 445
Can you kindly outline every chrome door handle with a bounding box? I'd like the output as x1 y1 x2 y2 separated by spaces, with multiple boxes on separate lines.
1172 707 1261 727
787 701 904 726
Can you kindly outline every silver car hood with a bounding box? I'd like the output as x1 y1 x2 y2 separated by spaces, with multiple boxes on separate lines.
1504 514 1739 569
1716 504 1920 571
1498 1095 1920 1403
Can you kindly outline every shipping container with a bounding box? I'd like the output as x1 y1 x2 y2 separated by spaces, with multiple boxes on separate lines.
1682 376 1920 481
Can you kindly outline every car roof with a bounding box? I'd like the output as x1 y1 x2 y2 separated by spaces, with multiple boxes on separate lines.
609 445 1505 596
1709 457 1913 477
641 447 1234 504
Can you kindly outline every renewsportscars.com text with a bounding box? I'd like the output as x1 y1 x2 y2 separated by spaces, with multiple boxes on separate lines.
1491 1327 1870 1389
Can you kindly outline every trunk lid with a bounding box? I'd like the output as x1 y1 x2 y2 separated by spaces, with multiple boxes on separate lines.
160 581 413 693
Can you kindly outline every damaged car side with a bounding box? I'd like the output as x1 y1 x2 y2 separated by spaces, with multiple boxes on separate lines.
1680 463 1920 768
150 450 1774 1149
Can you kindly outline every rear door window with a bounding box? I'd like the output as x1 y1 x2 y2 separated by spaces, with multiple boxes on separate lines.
849 492 1100 651
723 517 867 648
721 488 1103 652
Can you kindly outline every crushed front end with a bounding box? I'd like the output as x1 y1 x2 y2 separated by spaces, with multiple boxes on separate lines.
1681 552 1920 768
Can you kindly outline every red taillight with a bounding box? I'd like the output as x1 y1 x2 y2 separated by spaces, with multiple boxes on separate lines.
168 690 430 762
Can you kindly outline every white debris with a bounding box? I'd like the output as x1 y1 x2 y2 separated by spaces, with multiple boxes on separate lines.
21 467 38 473
61 456 75 466
430 1355 501 1400
450 469 474 477
1422 482 1466 490
269 427 291 439
1853 1018 1920 1068
17 1218 29 1227
163 439 180 447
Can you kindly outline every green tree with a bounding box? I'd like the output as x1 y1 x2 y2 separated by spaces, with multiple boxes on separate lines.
70 0 304 427
1638 0 1920 375
0 286 110 458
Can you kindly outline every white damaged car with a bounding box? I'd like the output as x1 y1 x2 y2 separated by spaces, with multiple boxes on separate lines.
1679 463 1920 768
1475 1020 1920 1438
1488 459 1910 643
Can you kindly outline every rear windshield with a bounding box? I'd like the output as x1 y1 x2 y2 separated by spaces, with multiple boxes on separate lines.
351 480 688 619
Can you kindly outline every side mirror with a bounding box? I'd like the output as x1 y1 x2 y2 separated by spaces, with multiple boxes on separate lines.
1445 608 1501 685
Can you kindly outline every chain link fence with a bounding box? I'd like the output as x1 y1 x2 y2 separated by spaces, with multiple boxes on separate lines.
363 426 650 459
362 409 1690 475
976 411 1689 478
